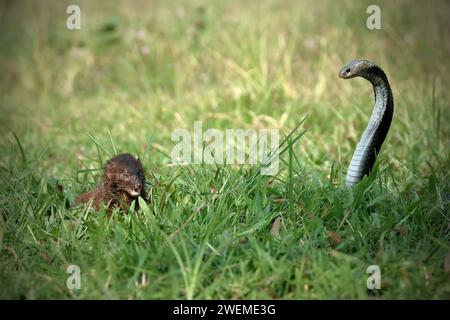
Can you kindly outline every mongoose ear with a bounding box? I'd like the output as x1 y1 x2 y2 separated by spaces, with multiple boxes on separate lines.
104 161 119 179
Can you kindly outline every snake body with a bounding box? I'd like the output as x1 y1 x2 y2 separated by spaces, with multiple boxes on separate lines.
339 60 394 187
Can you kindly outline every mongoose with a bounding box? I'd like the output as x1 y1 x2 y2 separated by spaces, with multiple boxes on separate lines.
74 153 147 211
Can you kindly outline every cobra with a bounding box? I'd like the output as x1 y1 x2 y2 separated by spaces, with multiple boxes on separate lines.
338 59 394 187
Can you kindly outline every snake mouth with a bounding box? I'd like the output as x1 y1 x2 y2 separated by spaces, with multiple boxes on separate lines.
338 67 352 79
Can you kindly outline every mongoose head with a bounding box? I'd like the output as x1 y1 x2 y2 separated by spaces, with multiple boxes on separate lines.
104 153 145 199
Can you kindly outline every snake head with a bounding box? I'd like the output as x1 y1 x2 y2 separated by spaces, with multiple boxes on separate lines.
339 59 377 79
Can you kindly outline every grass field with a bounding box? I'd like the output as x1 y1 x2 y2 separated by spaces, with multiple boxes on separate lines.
0 0 449 299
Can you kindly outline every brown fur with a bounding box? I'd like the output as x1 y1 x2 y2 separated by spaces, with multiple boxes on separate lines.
74 153 147 211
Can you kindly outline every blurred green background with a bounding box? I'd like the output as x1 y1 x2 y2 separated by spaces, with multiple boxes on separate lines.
0 0 449 299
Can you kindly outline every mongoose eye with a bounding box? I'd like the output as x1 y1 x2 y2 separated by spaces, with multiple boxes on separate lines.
119 172 131 180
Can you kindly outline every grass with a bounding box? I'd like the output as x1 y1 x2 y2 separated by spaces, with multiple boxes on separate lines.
0 0 449 299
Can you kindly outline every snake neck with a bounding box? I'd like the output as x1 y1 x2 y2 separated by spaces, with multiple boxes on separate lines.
361 69 393 147
345 67 394 186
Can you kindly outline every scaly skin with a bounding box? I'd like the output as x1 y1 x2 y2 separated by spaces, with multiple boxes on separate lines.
339 59 394 187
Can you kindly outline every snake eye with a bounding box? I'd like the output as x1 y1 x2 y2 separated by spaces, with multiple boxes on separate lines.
345 67 351 74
